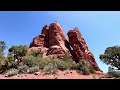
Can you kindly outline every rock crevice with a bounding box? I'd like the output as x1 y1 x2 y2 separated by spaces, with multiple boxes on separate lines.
29 21 102 71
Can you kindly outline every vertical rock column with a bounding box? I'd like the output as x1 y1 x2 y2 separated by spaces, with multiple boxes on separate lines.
68 27 102 71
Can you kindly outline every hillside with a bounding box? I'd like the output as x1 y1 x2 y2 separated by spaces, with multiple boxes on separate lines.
0 21 104 79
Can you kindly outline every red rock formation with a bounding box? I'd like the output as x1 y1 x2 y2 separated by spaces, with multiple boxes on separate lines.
29 22 101 72
29 34 45 48
41 25 49 48
68 27 102 71
29 22 72 59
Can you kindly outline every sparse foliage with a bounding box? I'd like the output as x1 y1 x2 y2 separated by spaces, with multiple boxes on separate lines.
27 66 39 74
30 50 43 58
17 65 29 74
108 66 120 78
5 68 19 77
77 60 95 75
43 63 58 75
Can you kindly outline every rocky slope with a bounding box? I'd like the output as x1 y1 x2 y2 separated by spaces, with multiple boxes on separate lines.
29 21 102 72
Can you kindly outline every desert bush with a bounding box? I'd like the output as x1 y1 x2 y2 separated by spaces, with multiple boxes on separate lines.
5 68 19 77
76 70 83 75
27 66 39 74
77 60 91 75
7 59 18 69
70 61 79 70
22 54 78 71
36 59 48 69
48 59 66 70
88 65 95 74
108 67 120 78
65 60 79 70
108 71 120 78
22 55 39 67
43 63 58 75
0 59 10 73
8 45 28 61
48 58 79 70
17 65 29 74
0 64 4 73
63 52 70 61
51 59 68 70
30 50 43 58
77 59 95 75
81 67 90 75
22 54 48 69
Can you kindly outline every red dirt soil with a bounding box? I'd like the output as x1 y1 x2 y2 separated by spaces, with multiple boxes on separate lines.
0 70 112 79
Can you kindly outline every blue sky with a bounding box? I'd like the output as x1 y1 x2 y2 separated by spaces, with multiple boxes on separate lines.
1 11 120 73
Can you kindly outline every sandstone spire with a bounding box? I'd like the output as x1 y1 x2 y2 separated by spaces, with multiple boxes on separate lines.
68 28 101 71
29 22 102 71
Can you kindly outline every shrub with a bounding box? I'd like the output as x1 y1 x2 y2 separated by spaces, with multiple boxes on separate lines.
52 59 69 70
77 70 83 75
70 61 79 70
108 72 120 78
0 41 7 59
81 67 90 75
23 54 48 69
36 59 48 69
49 59 66 70
17 65 29 74
30 50 43 58
77 60 91 75
43 63 58 75
48 58 79 71
88 65 95 74
63 52 70 61
0 64 4 73
108 71 120 78
7 59 18 69
22 55 39 67
65 60 79 70
8 45 28 63
5 68 18 77
0 59 9 73
27 66 39 74
107 67 120 78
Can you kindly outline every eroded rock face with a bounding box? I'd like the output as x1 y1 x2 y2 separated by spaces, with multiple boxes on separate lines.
29 22 72 59
29 34 45 48
41 25 49 48
29 22 101 71
68 28 101 71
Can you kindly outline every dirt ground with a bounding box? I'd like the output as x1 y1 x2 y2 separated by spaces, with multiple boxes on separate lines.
0 70 113 79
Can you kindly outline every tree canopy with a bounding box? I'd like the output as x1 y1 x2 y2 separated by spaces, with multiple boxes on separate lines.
0 41 7 59
8 45 28 61
99 46 120 70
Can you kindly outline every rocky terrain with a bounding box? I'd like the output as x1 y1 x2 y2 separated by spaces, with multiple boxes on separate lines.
0 21 105 79
29 21 102 72
0 70 108 79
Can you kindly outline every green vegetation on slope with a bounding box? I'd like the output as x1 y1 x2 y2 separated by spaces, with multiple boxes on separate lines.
0 41 95 77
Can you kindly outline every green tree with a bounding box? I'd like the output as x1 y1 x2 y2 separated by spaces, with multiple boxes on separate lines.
0 41 7 59
7 52 14 61
99 46 120 70
8 45 28 62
